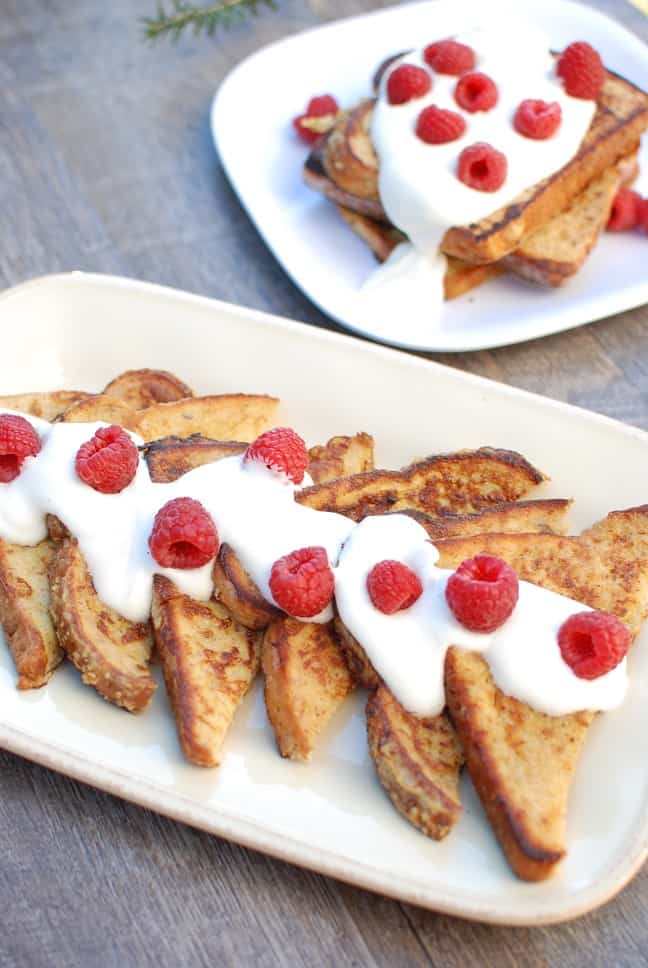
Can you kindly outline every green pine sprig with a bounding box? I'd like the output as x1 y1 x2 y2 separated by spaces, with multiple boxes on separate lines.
143 0 277 42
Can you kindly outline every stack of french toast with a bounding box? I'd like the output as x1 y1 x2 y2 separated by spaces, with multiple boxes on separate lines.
302 48 648 296
1 369 648 884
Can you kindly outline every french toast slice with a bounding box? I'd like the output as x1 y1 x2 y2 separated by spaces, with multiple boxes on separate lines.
102 368 193 409
262 617 353 761
403 498 572 540
307 433 375 484
48 539 155 713
151 575 262 767
0 539 62 688
313 72 648 263
57 394 137 429
0 391 90 421
132 394 280 443
366 687 463 840
296 448 545 520
436 505 648 880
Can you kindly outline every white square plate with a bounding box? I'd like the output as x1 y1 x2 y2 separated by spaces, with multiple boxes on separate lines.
212 0 648 352
0 272 647 924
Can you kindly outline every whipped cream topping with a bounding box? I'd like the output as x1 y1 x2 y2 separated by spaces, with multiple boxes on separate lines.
334 515 628 717
0 412 628 716
355 23 597 336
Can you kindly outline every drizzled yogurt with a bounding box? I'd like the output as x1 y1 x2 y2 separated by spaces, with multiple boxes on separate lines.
354 23 596 337
0 412 629 717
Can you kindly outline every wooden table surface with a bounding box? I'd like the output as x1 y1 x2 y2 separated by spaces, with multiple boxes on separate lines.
1 1 647 964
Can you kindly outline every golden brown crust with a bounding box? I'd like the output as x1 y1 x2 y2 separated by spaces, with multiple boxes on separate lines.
56 394 137 429
366 686 463 841
48 540 155 712
0 391 90 421
102 368 193 409
333 613 380 689
144 436 248 483
307 432 375 483
0 539 62 689
152 575 261 767
323 100 379 200
212 544 280 630
132 394 280 443
402 498 572 540
297 448 545 521
262 617 353 761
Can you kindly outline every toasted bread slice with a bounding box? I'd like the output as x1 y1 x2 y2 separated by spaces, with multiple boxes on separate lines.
297 448 545 520
502 154 639 285
48 540 155 712
0 539 62 688
403 498 572 541
102 368 193 409
151 575 261 766
212 543 281 630
437 505 648 880
307 432 375 483
315 73 648 263
366 686 463 840
57 394 137 429
0 391 90 421
263 617 353 761
133 394 280 443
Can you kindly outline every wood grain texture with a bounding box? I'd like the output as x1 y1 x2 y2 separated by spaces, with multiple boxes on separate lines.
0 0 647 964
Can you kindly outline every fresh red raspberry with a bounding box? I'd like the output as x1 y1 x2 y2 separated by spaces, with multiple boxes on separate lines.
75 425 138 494
637 198 648 234
293 93 339 144
638 198 648 233
0 414 41 483
148 497 219 569
416 105 466 144
244 427 308 484
454 72 498 113
423 39 475 75
269 546 334 618
607 188 641 231
445 555 519 632
558 610 630 680
513 99 562 140
556 41 605 100
366 560 423 614
386 64 431 105
457 143 507 192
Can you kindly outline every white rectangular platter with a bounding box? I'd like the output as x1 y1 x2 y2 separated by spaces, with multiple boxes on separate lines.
212 0 648 352
0 272 647 925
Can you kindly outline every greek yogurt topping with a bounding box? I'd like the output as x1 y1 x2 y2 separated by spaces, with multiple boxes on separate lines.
354 23 597 337
0 412 629 716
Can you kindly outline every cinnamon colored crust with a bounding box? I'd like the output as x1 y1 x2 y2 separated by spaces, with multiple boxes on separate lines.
0 391 90 421
366 686 463 841
0 539 62 689
400 498 572 540
297 448 545 520
144 436 248 482
212 543 280 630
133 394 280 443
102 368 193 409
48 539 155 713
57 394 137 429
307 432 375 483
262 617 354 761
151 575 261 767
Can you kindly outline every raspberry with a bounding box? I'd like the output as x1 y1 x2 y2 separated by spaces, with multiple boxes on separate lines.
558 611 630 680
149 497 219 569
513 99 562 140
416 105 466 144
557 41 604 100
366 560 423 614
293 93 339 144
607 188 641 231
244 427 308 484
638 198 648 233
457 143 507 192
454 72 498 113
269 546 334 618
0 414 41 483
75 425 139 494
445 555 519 632
386 64 431 105
423 39 475 76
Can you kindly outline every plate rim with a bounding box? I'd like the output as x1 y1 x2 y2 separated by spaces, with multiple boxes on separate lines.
210 0 648 353
1 269 648 925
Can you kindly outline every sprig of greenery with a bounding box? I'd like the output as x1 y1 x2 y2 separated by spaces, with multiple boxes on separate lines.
143 0 277 42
